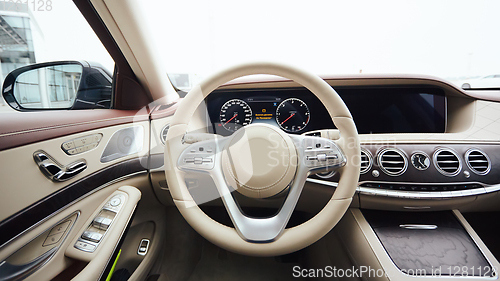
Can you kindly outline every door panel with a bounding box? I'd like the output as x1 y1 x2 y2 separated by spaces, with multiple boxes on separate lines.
0 213 79 281
0 121 149 225
0 156 148 250
0 0 162 278
0 176 147 280
0 114 152 280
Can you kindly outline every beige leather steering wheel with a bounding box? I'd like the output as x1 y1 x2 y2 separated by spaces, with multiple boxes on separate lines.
165 62 360 257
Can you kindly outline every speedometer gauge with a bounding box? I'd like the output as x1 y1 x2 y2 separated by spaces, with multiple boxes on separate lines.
220 99 252 132
276 98 310 133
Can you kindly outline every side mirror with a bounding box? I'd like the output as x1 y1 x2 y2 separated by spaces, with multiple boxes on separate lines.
2 61 113 111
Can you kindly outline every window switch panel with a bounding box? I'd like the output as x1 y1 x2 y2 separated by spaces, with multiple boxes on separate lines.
75 192 127 252
81 231 103 243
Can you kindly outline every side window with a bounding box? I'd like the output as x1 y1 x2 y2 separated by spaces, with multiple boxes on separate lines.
0 2 114 112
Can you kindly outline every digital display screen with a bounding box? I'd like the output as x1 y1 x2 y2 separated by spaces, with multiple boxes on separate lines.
246 96 281 124
337 87 446 134
207 87 446 136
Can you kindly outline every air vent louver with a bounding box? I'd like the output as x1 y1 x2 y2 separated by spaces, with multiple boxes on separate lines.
360 149 372 174
160 124 170 145
466 149 490 175
434 149 461 176
378 149 407 176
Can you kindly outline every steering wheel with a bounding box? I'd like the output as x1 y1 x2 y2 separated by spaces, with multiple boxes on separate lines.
165 62 360 257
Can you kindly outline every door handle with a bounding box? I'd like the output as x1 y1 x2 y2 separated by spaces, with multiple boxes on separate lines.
33 151 87 182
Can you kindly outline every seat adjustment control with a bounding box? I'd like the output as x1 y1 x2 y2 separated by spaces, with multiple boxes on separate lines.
33 151 87 182
62 133 102 155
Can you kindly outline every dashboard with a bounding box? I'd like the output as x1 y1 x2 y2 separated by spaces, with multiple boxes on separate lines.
149 74 500 213
206 86 447 136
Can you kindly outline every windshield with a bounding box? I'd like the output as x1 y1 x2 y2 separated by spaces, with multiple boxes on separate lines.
140 0 500 90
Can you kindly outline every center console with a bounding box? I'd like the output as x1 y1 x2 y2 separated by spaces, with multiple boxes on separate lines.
336 209 500 280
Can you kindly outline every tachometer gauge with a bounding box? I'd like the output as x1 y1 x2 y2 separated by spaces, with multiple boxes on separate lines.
276 98 310 133
220 99 252 132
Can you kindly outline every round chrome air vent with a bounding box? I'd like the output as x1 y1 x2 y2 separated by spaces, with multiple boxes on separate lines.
465 149 491 175
377 148 408 176
160 124 170 145
433 148 462 177
360 148 373 174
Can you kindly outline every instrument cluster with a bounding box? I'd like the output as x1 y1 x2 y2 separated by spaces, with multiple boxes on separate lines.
219 97 310 133
207 88 333 136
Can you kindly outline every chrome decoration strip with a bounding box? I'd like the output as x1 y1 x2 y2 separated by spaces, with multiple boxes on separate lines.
399 224 438 230
306 178 500 199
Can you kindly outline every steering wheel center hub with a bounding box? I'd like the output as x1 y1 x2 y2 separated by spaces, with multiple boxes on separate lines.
221 124 297 198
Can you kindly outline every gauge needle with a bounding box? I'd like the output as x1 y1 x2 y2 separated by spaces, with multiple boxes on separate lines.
281 113 295 125
418 157 425 167
224 113 238 125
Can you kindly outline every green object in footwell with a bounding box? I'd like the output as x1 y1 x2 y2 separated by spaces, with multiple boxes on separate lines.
106 249 122 281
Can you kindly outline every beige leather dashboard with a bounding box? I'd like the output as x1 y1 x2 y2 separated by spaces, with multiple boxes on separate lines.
149 74 500 213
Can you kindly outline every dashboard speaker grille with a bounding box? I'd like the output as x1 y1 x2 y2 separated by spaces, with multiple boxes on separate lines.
466 149 490 175
360 149 372 174
434 149 461 176
378 148 407 176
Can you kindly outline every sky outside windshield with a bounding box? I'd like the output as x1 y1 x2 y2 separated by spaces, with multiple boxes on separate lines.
140 0 500 83
29 0 500 87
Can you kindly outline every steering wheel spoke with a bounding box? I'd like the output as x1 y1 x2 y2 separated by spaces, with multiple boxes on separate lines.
210 153 309 242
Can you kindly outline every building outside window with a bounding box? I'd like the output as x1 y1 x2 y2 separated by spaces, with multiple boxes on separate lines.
0 2 43 107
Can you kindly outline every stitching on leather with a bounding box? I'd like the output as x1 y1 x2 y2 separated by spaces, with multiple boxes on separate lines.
0 115 148 138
